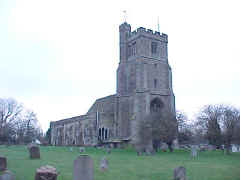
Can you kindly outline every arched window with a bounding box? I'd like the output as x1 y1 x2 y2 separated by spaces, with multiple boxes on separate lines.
150 98 163 113
102 127 104 140
98 128 101 140
105 129 108 140
154 79 157 88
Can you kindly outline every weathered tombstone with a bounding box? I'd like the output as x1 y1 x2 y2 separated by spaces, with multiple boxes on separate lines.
231 144 239 152
0 170 16 180
207 145 216 151
28 145 40 159
73 155 94 180
79 147 85 153
0 156 7 171
191 146 197 158
160 143 168 152
172 139 180 150
35 165 58 180
174 166 186 180
200 147 206 152
100 157 108 172
69 147 73 152
137 151 142 156
106 148 111 154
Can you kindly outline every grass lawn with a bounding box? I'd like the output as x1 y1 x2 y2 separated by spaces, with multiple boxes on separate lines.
0 145 240 180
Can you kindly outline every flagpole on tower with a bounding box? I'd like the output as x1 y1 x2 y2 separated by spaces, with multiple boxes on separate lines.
157 17 160 32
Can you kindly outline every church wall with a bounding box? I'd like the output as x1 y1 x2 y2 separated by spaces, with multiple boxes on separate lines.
50 114 97 146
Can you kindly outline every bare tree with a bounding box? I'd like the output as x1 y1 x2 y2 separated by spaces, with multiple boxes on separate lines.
221 106 240 154
0 98 42 144
136 117 153 152
196 104 223 147
0 98 23 142
137 110 177 152
152 110 177 152
176 111 194 144
196 104 240 154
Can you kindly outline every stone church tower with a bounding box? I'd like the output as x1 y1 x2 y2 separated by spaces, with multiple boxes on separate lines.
50 22 175 146
115 22 175 143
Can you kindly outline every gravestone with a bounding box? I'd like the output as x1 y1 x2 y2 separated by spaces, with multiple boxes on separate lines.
200 146 206 152
191 146 197 158
100 157 108 172
73 155 93 180
28 145 40 159
35 165 58 180
69 147 73 152
79 147 85 153
161 143 168 152
106 148 111 154
207 145 216 151
174 166 186 180
137 151 142 156
0 156 7 171
231 144 239 152
173 139 180 150
0 170 16 180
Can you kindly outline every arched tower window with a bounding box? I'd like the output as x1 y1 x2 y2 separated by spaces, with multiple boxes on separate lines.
150 98 163 113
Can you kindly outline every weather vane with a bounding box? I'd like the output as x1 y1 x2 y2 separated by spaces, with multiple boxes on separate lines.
123 10 127 22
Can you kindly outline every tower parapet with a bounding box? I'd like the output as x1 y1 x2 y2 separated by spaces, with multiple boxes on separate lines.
128 27 168 42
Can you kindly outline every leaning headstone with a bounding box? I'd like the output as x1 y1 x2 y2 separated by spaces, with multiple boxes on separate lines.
73 155 94 180
79 147 85 153
160 143 168 152
174 166 186 180
0 170 16 180
35 165 58 180
191 146 197 158
28 145 40 159
0 156 7 171
100 157 108 172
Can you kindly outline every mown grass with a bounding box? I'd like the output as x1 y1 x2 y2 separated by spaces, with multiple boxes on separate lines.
0 145 240 180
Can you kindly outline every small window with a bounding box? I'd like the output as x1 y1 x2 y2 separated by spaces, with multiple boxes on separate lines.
154 79 157 88
151 42 157 54
132 42 136 56
127 45 131 57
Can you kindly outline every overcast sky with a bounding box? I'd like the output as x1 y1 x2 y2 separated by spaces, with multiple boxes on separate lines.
1 0 240 132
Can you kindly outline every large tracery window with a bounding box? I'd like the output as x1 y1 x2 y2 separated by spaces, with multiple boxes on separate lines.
98 127 109 141
150 98 163 113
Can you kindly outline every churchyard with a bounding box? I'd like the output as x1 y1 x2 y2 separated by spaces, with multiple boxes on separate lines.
1 145 240 180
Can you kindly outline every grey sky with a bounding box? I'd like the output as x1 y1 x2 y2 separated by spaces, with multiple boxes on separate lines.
1 0 240 132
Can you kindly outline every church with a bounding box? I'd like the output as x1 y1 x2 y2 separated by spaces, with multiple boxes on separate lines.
50 22 175 146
